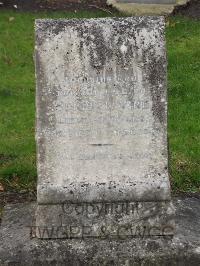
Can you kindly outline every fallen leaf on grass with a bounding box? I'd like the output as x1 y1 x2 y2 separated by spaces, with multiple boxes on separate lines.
9 17 15 22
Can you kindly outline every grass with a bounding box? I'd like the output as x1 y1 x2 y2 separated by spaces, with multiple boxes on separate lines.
0 10 199 193
166 17 200 192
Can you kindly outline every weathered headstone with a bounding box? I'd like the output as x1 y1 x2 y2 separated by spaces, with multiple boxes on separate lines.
35 17 174 239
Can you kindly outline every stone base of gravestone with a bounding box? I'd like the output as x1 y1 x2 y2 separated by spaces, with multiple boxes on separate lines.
36 201 175 239
0 197 200 265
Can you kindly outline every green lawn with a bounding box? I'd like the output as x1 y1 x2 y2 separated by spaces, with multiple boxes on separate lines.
0 10 199 193
167 17 200 192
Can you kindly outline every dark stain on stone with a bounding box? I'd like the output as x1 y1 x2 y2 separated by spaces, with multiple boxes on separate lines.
148 55 167 124
87 26 113 71
35 48 57 132
90 144 113 146
35 17 163 73
35 34 59 180
141 37 167 125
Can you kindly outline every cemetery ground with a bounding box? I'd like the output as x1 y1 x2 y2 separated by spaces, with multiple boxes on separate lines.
0 9 199 212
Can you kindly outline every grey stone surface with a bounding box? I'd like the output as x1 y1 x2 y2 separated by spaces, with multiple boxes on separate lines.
116 0 176 4
36 201 175 239
35 17 171 204
0 197 200 265
35 17 175 238
107 1 184 15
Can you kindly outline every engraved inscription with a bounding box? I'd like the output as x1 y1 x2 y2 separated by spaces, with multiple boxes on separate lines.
35 17 170 203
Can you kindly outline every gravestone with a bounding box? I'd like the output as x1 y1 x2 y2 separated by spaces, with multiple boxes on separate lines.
35 17 174 239
116 0 176 4
107 0 184 15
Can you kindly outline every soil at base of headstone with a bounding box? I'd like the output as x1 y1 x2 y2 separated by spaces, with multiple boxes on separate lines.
172 0 200 19
0 0 114 13
0 191 36 224
0 191 36 206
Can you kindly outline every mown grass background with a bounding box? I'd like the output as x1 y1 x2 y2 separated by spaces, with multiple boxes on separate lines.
167 17 200 192
0 10 199 193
